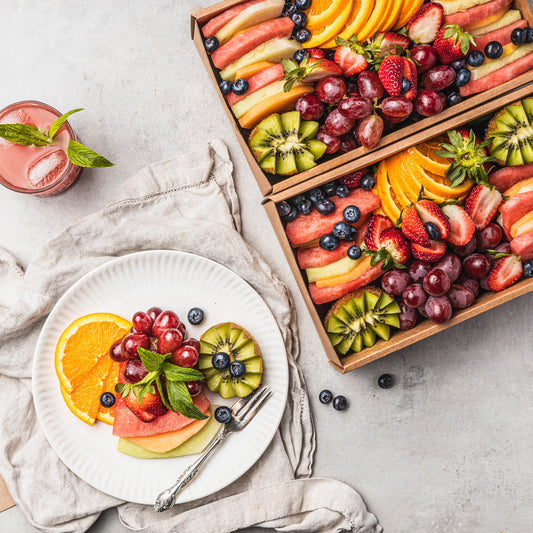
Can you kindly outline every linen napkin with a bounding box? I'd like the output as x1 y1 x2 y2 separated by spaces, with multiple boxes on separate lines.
0 140 381 533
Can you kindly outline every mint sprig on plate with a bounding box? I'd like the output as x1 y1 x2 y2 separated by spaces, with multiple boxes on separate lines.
0 108 113 168
115 347 208 421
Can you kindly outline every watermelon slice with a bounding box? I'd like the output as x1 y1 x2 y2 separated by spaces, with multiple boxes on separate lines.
201 0 266 38
443 0 513 27
226 63 284 107
471 19 528 52
286 189 381 246
489 162 533 192
511 229 533 260
500 191 533 240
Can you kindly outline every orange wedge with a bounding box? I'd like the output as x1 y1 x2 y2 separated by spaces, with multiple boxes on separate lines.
394 0 424 30
305 0 346 31
375 159 403 222
321 0 374 48
357 0 392 41
405 145 449 176
315 256 373 288
303 0 353 48
55 312 131 393
96 360 120 425
234 61 276 80
381 0 404 32
387 154 419 206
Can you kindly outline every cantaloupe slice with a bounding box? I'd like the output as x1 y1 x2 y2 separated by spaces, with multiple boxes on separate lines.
234 61 276 80
511 210 533 238
307 256 363 283
238 85 314 129
315 256 374 288
504 176 533 198
232 79 287 118
470 9 520 36
463 4 510 31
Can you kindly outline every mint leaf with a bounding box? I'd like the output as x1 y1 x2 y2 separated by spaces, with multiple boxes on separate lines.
67 140 113 168
137 348 167 373
49 108 83 140
115 383 131 398
166 381 208 420
155 377 172 410
162 362 205 382
0 124 51 146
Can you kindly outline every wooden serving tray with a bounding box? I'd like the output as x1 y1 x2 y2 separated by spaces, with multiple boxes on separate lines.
263 82 533 372
191 0 533 196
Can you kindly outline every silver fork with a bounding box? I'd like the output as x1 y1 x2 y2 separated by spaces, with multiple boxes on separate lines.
154 386 273 512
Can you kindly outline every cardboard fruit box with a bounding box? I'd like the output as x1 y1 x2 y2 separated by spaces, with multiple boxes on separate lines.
262 82 533 373
191 0 533 196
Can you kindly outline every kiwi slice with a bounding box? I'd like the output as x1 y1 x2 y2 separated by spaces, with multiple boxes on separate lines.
487 98 533 166
324 287 401 356
198 322 262 399
249 111 327 176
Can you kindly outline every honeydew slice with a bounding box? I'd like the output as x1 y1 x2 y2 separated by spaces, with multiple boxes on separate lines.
436 0 493 16
232 79 287 118
468 42 533 82
306 256 362 283
470 9 521 36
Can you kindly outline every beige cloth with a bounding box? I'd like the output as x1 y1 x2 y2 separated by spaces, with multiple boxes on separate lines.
0 141 381 533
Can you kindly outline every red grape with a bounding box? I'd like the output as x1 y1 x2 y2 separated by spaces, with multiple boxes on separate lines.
410 44 439 73
146 306 162 322
457 275 480 298
447 284 475 309
132 311 153 335
121 333 150 359
422 65 456 91
480 276 490 291
295 94 325 120
109 338 127 362
358 114 384 148
423 268 451 296
381 270 411 296
452 237 477 257
381 96 413 123
171 346 199 368
408 260 432 282
414 89 444 117
476 223 503 252
402 283 427 308
185 380 203 397
317 127 341 154
177 321 186 338
398 300 418 330
434 253 462 283
124 359 148 383
338 97 372 119
324 108 355 136
152 310 180 337
316 76 346 105
493 242 511 255
425 296 452 323
418 305 428 318
157 328 183 354
357 70 384 100
339 133 359 154
182 338 200 351
463 253 491 279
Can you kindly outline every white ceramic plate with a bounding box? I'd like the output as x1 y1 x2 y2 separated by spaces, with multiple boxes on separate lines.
33 251 288 505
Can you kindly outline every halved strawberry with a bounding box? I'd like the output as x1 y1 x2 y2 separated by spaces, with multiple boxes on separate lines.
334 46 368 77
406 2 443 44
282 57 343 90
339 168 369 189
415 200 451 240
401 206 430 247
364 214 394 251
377 32 411 58
402 57 418 100
487 254 523 292
368 227 411 269
464 185 503 231
378 55 404 97
441 204 476 246
411 239 447 263
307 48 325 59
124 388 168 423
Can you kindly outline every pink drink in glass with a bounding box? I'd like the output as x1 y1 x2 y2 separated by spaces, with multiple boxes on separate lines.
0 101 81 196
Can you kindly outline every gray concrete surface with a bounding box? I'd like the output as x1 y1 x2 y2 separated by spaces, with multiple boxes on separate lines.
0 1 532 531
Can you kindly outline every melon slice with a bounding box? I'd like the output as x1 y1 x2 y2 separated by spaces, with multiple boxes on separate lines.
231 78 287 118
468 42 533 82
500 191 533 239
234 61 277 82
470 9 521 36
504 176 533 198
228 63 284 108
511 229 533 260
472 19 528 52
307 256 363 283
202 0 266 38
220 37 301 81
315 256 373 288
463 4 511 31
511 210 533 238
436 0 492 16
443 0 512 26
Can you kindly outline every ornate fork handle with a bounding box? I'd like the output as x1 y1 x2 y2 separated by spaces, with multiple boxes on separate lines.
154 429 229 512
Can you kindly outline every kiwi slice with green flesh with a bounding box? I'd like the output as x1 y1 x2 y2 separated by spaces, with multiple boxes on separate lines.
487 99 533 166
198 322 262 399
249 111 327 176
325 287 401 356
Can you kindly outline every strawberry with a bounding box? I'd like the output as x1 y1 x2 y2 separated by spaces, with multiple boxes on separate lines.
334 45 368 76
282 57 343 90
401 206 430 247
377 32 411 58
415 200 451 240
464 185 503 230
369 227 411 269
339 168 369 188
402 57 418 100
364 214 394 250
433 24 475 64
406 2 443 44
487 254 523 292
378 55 404 97
441 204 476 246
124 388 168 423
307 48 325 59
411 239 447 263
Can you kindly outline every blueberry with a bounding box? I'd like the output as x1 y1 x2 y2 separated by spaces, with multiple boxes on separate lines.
323 181 337 196
343 205 361 223
526 27 533 44
333 221 352 239
297 198 313 215
455 68 471 87
282 2 297 16
212 352 230 370
319 233 339 251
484 41 503 60
292 194 308 206
281 204 299 223
291 11 307 29
523 259 533 278
424 221 440 240
347 245 362 260
319 389 333 404
214 406 232 424
511 28 526 46
333 395 347 411
361 174 375 191
336 183 350 198
229 360 246 378
204 36 219 53
277 200 291 217
447 91 462 107
187 307 204 325
325 49 336 61
467 50 484 67
295 28 311 43
315 198 335 216
232 78 249 95
450 58 466 71
378 374 394 389
295 0 311 9
345 226 357 242
308 187 325 204
401 77 411 94
293 49 308 63
219 80 232 95
100 392 115 408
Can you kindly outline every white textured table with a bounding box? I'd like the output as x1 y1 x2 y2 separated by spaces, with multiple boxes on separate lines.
1 1 532 531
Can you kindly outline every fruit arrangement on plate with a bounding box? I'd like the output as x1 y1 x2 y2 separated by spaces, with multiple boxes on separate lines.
277 97 533 357
198 0 533 177
55 306 263 458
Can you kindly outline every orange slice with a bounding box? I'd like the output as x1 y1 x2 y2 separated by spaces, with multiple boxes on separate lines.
305 0 346 31
303 0 353 48
387 153 419 206
55 312 131 393
394 0 424 30
357 0 392 41
375 159 402 222
405 145 449 177
96 360 120 425
322 0 374 48
381 0 404 32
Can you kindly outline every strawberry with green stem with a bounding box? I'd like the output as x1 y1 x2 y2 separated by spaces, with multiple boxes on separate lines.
282 56 342 91
366 227 411 270
433 24 476 64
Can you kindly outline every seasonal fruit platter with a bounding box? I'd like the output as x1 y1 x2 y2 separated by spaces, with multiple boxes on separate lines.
32 251 288 504
274 96 533 369
193 0 533 186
